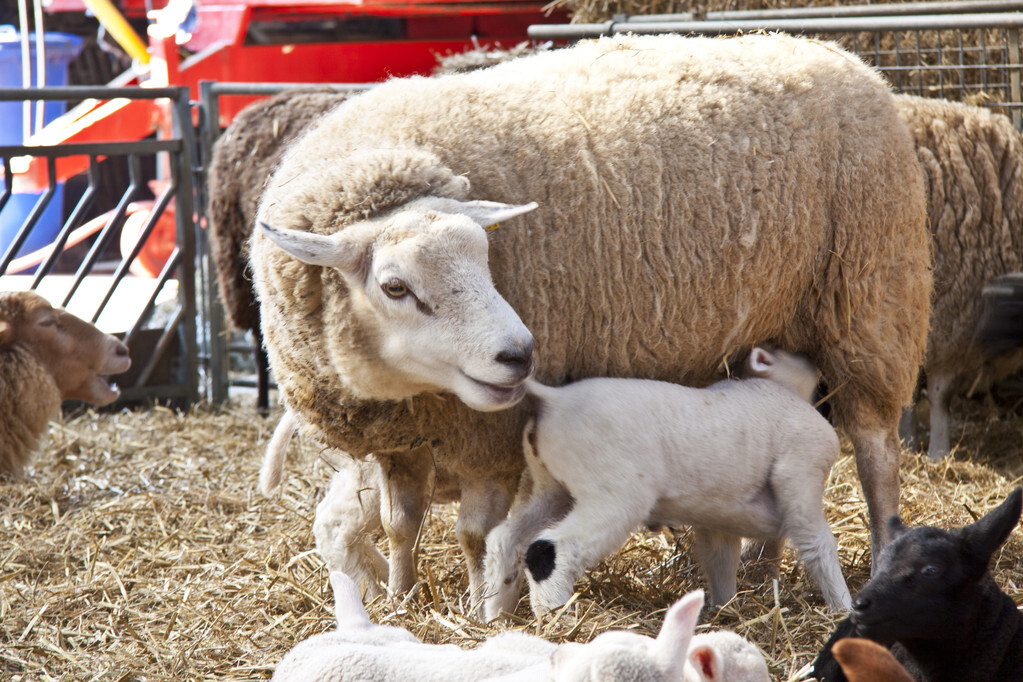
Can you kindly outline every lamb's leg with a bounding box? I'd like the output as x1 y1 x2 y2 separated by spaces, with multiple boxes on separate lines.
456 476 515 612
377 447 434 595
693 527 742 606
926 371 954 461
740 537 784 581
483 466 573 621
313 458 388 599
524 500 644 615
786 516 850 610
775 479 851 610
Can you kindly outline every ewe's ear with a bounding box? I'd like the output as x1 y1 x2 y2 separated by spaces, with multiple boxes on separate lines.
330 571 373 630
449 200 539 230
654 589 703 675
959 487 1023 576
259 221 365 275
688 644 722 681
0 320 11 346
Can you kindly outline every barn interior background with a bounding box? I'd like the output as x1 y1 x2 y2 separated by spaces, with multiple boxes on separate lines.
2 0 1023 679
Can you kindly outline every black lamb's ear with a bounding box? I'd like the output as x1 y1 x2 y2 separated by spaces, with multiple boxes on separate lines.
887 514 910 542
959 488 1022 576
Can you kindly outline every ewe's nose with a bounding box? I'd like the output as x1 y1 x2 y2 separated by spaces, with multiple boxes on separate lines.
114 341 130 358
495 337 534 379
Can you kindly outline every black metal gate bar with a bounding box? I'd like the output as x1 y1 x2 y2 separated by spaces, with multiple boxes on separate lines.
196 80 369 405
0 85 199 407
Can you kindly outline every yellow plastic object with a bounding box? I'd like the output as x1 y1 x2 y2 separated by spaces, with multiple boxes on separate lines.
82 0 150 64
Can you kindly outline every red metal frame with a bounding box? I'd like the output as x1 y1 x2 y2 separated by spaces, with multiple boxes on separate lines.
19 0 566 190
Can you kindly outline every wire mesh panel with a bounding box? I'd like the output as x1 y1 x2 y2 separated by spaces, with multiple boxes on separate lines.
530 4 1023 126
838 24 1023 123
0 86 199 406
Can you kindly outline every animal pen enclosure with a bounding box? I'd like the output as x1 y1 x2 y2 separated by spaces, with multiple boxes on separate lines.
2 2 1023 680
0 86 200 407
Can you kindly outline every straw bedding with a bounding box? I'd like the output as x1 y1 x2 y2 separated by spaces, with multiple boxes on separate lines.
1 389 1021 680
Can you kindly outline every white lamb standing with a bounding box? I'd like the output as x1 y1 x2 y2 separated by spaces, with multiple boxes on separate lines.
271 572 769 682
484 347 851 620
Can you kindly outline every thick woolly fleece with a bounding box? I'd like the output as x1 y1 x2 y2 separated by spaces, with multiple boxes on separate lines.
893 95 1023 413
251 33 931 549
0 294 61 476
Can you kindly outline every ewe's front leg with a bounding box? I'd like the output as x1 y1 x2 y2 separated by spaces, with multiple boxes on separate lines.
844 418 902 567
313 458 387 599
457 476 516 611
378 448 434 595
692 527 742 606
483 466 573 621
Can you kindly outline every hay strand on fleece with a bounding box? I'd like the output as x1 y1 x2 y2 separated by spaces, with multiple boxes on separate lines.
1 394 1022 680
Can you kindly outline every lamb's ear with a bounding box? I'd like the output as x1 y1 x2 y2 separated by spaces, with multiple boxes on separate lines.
959 487 1023 575
330 571 373 630
653 589 703 675
259 221 364 274
887 514 910 542
0 320 11 346
688 643 723 681
450 200 539 230
747 347 775 376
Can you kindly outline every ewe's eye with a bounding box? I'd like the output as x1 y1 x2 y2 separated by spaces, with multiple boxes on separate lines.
382 279 409 298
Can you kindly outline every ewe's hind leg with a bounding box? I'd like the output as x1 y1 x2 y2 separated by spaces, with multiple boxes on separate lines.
457 477 515 611
524 501 644 615
378 447 434 595
926 371 955 461
314 459 388 599
693 527 742 606
484 466 573 621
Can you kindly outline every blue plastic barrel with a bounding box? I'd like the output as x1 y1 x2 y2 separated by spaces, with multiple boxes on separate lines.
0 27 83 265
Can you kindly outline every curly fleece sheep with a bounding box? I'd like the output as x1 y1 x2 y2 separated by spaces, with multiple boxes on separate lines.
1 291 131 477
251 34 931 593
892 94 1023 460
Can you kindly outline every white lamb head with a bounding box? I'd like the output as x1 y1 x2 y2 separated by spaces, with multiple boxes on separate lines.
259 196 538 411
550 590 769 682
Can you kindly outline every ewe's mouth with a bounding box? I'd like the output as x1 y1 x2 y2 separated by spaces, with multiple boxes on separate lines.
465 374 527 405
90 373 123 405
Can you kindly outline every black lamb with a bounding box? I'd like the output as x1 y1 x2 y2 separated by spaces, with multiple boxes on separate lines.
810 487 1023 682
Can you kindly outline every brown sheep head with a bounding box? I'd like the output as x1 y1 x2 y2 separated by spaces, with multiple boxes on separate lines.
0 291 132 405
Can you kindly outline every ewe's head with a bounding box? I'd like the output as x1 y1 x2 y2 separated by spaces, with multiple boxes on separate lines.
850 487 1022 644
0 291 131 405
259 197 537 411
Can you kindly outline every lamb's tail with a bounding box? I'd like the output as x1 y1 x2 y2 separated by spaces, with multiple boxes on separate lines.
259 409 299 497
